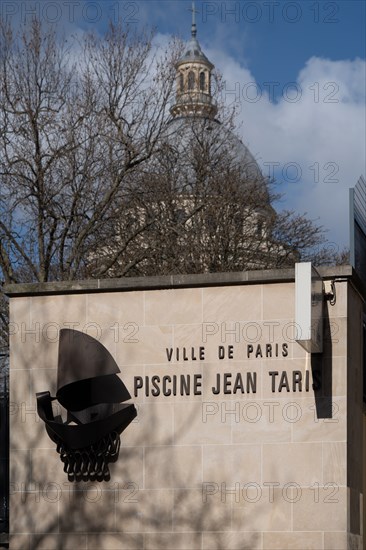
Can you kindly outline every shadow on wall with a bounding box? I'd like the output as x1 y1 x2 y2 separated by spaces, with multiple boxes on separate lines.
10 395 263 550
311 303 333 419
0 352 9 549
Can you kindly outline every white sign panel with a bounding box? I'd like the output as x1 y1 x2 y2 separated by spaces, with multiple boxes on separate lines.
295 262 323 353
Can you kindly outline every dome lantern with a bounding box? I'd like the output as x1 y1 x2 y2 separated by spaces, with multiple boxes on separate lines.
170 1 218 119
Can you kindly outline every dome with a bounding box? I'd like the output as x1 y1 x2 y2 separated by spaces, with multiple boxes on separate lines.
176 36 213 68
164 116 265 184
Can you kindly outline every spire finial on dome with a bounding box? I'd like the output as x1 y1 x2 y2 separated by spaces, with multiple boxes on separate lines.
189 1 198 38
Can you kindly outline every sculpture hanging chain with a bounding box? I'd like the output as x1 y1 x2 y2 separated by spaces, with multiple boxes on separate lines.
57 431 121 482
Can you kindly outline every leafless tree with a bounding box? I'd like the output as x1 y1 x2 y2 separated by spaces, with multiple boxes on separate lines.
0 18 177 285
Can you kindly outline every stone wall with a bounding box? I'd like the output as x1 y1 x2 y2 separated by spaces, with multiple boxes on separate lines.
6 269 364 549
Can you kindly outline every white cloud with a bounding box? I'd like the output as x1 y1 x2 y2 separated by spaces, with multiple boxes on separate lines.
207 49 366 248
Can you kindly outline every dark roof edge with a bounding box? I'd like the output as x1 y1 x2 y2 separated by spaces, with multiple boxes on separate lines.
2 265 365 299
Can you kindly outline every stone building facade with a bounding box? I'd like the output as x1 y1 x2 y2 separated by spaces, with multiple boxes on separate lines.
5 265 365 549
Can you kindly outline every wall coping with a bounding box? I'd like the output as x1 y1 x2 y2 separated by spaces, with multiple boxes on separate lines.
2 265 365 300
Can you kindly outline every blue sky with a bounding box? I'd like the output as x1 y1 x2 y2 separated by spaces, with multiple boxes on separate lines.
2 0 365 250
136 1 365 94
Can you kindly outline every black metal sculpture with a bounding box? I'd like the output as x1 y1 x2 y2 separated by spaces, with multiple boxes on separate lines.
36 329 137 482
